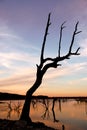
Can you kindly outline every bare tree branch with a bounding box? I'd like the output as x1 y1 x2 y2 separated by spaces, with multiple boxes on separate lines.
40 20 81 70
75 47 80 54
41 21 81 70
58 21 66 57
69 22 81 54
40 13 51 64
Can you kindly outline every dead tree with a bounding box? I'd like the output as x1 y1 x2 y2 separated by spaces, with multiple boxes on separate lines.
20 13 81 122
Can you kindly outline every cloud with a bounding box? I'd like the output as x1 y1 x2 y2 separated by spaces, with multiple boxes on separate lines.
0 20 40 52
81 77 87 81
0 60 86 95
0 52 38 65
0 61 84 88
68 76 87 87
0 22 40 72
0 71 35 87
79 38 87 56
0 51 39 77
44 62 87 80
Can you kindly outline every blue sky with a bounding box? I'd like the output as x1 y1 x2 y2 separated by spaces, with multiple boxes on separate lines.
0 0 87 96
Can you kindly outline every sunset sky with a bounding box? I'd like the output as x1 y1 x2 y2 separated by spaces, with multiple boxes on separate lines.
0 0 87 96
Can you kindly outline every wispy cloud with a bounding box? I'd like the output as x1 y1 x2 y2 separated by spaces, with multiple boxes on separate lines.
0 74 34 87
44 62 87 80
81 77 87 81
0 22 40 71
0 61 85 88
0 24 39 52
79 38 87 56
0 52 38 67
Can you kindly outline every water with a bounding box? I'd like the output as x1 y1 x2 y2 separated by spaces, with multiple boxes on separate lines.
0 98 87 130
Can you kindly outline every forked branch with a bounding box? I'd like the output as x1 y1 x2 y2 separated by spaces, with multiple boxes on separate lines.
38 13 81 74
69 21 82 54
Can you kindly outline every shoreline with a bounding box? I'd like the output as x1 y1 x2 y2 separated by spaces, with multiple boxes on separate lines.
0 92 87 101
0 119 56 130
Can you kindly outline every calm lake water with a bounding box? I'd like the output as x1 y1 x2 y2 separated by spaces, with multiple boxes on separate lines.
0 98 87 130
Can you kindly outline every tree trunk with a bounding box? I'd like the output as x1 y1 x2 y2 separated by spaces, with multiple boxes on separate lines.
19 92 32 122
20 73 43 122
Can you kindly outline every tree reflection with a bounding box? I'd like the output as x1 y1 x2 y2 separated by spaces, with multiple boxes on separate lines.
5 99 65 130
32 98 59 121
41 99 50 119
14 101 22 118
31 98 65 130
75 98 87 116
6 100 22 119
7 101 12 119
32 98 50 119
85 101 87 115
52 98 59 122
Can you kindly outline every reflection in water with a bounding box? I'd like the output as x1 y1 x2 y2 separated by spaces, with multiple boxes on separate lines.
59 99 62 112
85 101 87 115
32 99 51 120
74 98 87 116
6 101 12 119
52 98 60 122
0 98 87 130
0 100 22 119
52 99 65 130
41 99 50 120
31 98 65 129
13 101 22 118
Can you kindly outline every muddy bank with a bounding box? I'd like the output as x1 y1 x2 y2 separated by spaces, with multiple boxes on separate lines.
0 119 56 130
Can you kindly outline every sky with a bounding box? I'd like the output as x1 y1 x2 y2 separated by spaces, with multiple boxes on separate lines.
0 0 87 96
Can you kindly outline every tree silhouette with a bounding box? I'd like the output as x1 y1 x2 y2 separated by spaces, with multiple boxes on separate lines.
20 13 81 122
